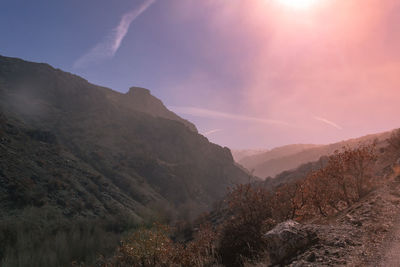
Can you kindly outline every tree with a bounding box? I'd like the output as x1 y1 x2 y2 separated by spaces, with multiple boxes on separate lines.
218 184 274 266
273 181 306 220
300 144 377 218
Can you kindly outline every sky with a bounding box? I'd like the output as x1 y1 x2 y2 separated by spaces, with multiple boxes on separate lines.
1 0 400 149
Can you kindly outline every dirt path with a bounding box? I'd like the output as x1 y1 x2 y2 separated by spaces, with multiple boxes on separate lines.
366 171 400 267
378 224 400 267
374 178 400 266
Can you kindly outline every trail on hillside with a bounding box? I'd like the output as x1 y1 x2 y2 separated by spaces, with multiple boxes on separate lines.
366 167 400 267
378 222 400 267
375 173 400 267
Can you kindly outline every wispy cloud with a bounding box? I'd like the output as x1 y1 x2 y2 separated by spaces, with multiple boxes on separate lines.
314 116 343 130
203 129 223 136
74 0 156 68
169 106 291 126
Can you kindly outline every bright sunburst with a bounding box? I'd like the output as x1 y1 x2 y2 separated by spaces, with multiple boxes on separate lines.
278 0 318 9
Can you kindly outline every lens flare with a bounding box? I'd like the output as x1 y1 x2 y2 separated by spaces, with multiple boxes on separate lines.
278 0 318 9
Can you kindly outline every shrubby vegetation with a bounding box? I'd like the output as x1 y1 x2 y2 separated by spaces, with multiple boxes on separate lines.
0 142 381 267
98 223 217 267
387 129 400 160
0 56 250 266
101 143 379 266
299 144 377 217
0 135 381 267
0 206 142 267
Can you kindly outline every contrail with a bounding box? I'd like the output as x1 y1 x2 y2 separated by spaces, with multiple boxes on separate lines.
314 116 343 130
169 106 291 126
203 129 223 136
74 0 156 68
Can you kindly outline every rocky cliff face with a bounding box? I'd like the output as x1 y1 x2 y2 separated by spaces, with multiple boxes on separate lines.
111 86 198 132
0 55 249 221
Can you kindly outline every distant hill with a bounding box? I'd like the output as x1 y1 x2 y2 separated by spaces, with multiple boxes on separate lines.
262 131 394 188
237 144 321 177
0 55 250 265
239 133 391 179
231 149 269 162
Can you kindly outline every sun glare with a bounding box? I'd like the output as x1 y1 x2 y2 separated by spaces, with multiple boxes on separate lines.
278 0 318 9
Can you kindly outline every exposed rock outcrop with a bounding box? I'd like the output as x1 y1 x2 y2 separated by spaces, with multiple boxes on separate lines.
122 86 198 132
260 174 400 266
264 220 316 265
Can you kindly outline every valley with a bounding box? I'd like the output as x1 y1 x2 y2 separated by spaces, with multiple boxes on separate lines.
1 56 400 267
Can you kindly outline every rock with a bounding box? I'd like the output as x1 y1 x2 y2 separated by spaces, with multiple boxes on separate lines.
345 214 363 226
306 252 316 262
345 238 356 246
334 241 346 248
263 220 316 265
127 86 151 97
124 86 198 132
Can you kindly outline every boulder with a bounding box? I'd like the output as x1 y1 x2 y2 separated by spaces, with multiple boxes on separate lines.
263 220 316 265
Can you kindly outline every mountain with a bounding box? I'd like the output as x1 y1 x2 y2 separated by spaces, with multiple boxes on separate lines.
237 144 321 172
231 149 270 162
238 134 391 179
0 55 250 265
111 86 198 133
237 144 319 178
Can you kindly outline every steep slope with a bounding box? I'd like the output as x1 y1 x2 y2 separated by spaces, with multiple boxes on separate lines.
240 134 391 179
258 161 400 266
0 55 249 215
109 86 197 132
0 55 250 265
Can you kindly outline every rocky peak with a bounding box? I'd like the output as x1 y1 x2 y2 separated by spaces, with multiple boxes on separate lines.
123 86 198 133
127 87 151 97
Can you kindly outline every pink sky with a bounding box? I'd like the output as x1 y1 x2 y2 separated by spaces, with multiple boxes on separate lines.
167 0 400 148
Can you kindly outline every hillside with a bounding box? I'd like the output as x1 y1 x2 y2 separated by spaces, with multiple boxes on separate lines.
0 55 250 266
231 149 270 162
237 144 321 174
260 172 400 266
257 149 400 266
239 133 391 179
99 130 400 267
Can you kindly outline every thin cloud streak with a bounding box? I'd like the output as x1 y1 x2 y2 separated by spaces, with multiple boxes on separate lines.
74 0 156 68
314 116 343 130
203 129 222 136
169 106 291 126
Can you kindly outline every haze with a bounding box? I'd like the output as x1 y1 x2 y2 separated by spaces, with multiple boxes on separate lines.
1 0 399 149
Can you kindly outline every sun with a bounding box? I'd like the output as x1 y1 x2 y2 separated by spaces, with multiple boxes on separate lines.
278 0 318 9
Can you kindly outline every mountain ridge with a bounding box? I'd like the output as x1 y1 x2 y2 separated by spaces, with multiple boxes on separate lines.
0 54 250 223
238 132 392 179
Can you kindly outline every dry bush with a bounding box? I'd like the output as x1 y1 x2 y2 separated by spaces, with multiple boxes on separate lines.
100 223 218 267
102 223 174 267
273 181 306 221
387 129 400 160
173 224 218 267
297 144 377 218
98 145 378 267
218 184 275 266
339 145 377 199
301 168 341 217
